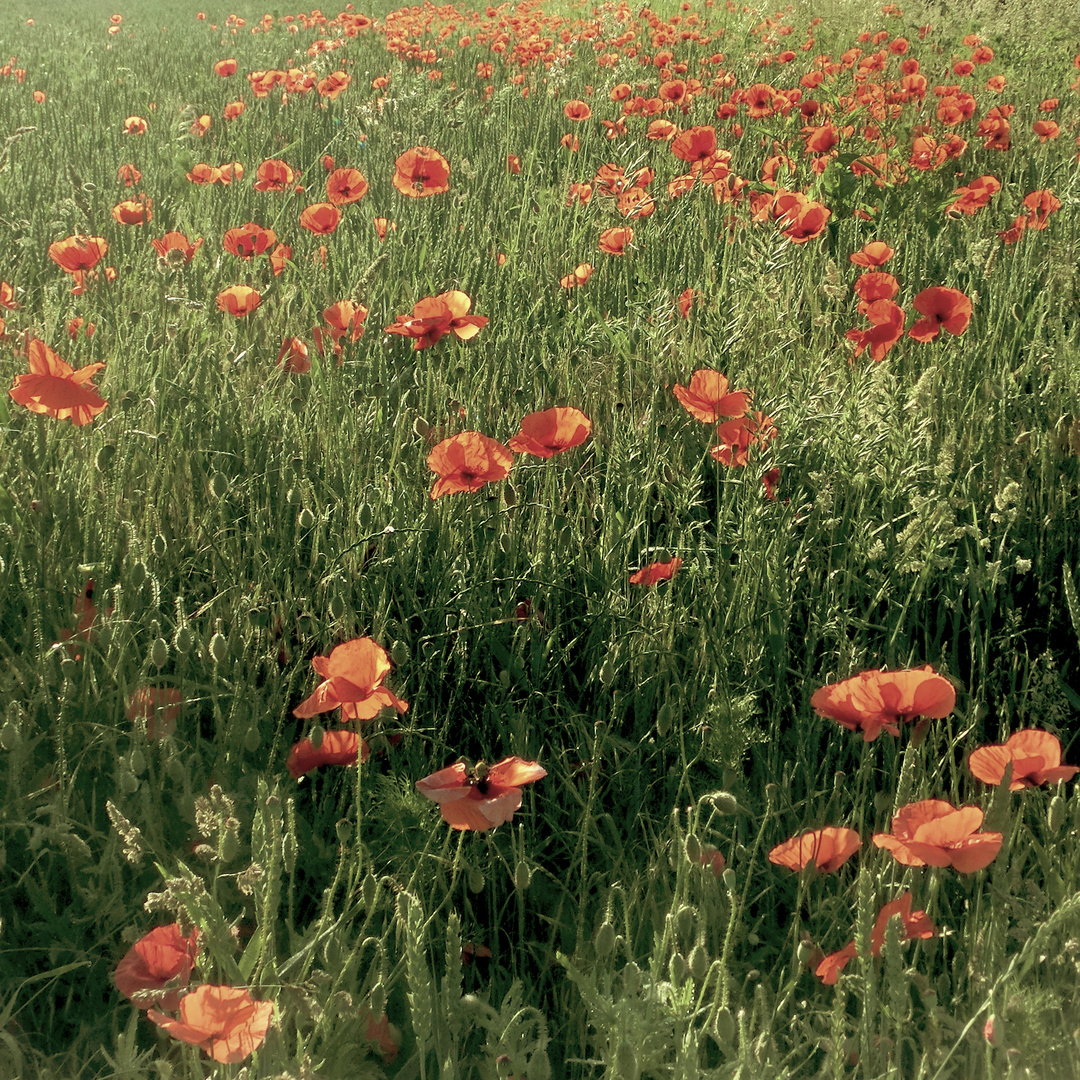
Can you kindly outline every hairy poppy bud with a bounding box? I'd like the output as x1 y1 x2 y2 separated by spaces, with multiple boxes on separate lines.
335 818 352 844
703 790 740 815
669 952 688 987
243 725 261 751
594 921 616 958
370 982 386 1016
174 626 194 654
675 906 694 942
208 631 229 665
599 657 616 687
689 943 709 981
514 860 532 891
713 1006 736 1044
391 640 409 666
150 637 169 669
468 867 485 893
95 444 117 472
328 595 347 619
684 834 702 863
362 871 378 909
297 507 315 529
1049 795 1066 834
613 1042 639 1080
526 1048 551 1080
152 534 168 558
287 486 303 506
0 721 20 751
622 961 641 995
209 472 229 499
657 702 673 735
722 868 737 894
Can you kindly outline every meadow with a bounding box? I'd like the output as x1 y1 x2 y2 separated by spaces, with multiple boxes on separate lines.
2 0 1080 1075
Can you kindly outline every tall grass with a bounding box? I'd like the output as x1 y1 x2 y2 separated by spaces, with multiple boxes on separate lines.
2 0 1080 1076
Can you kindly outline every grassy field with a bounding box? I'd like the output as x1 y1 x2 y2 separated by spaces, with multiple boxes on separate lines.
2 0 1080 1076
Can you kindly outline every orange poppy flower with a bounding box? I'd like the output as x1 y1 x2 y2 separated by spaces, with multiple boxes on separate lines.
148 985 273 1064
216 285 261 317
560 263 593 288
560 133 580 152
616 187 655 219
776 194 830 243
223 99 245 120
384 291 487 350
186 163 222 185
846 299 905 362
126 686 182 739
9 338 107 425
678 288 697 318
853 272 899 304
427 431 513 498
710 411 777 467
116 163 141 187
114 924 199 1010
1023 189 1061 230
849 241 894 267
325 167 368 205
1033 119 1060 141
629 557 682 585
0 281 19 309
811 666 955 742
360 1011 402 1064
392 146 450 197
671 125 717 163
288 729 368 778
872 799 1003 872
111 198 152 225
566 182 593 206
299 202 341 235
48 235 108 274
293 637 408 721
768 826 860 873
416 757 547 831
968 729 1078 790
563 99 592 121
507 154 521 174
508 407 591 458
222 223 277 259
647 118 679 141
277 336 311 374
945 175 999 216
673 370 752 423
908 286 971 342
322 300 368 347
66 316 93 339
373 217 395 241
815 892 935 985
598 226 633 255
122 115 148 135
190 114 211 137
317 70 351 99
151 231 203 266
214 58 238 76
268 243 291 276
254 158 302 192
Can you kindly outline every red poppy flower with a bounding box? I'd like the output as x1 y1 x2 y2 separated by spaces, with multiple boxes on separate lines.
214 58 237 76
508 407 591 458
647 118 679 141
908 286 971 342
216 286 261 317
322 300 368 348
392 146 450 197
849 241 894 267
122 115 148 135
811 666 955 742
1033 119 1060 141
629 557 682 585
1023 189 1061 230
294 638 408 721
384 291 487 350
677 288 697 318
0 281 19 309
254 158 302 192
710 411 777 466
190 114 211 137
151 231 203 266
768 826 860 873
872 799 1003 872
560 263 594 289
317 71 351 99
968 729 1078 790
563 99 592 121
671 125 717 163
148 985 273 1064
815 892 935 984
9 338 107 425
111 198 152 225
673 370 752 423
416 757 547 831
223 99 245 120
776 194 831 243
222 223 277 259
427 431 513 498
48 235 108 274
598 226 634 255
269 243 291 276
360 1011 401 1064
287 729 368 777
762 467 780 499
616 187 655 219
945 175 999 215
116 163 142 187
126 686 182 739
846 298 904 362
277 336 311 374
299 202 341 235
699 844 726 876
853 272 899 304
325 167 368 205
373 217 395 241
114 924 199 1010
